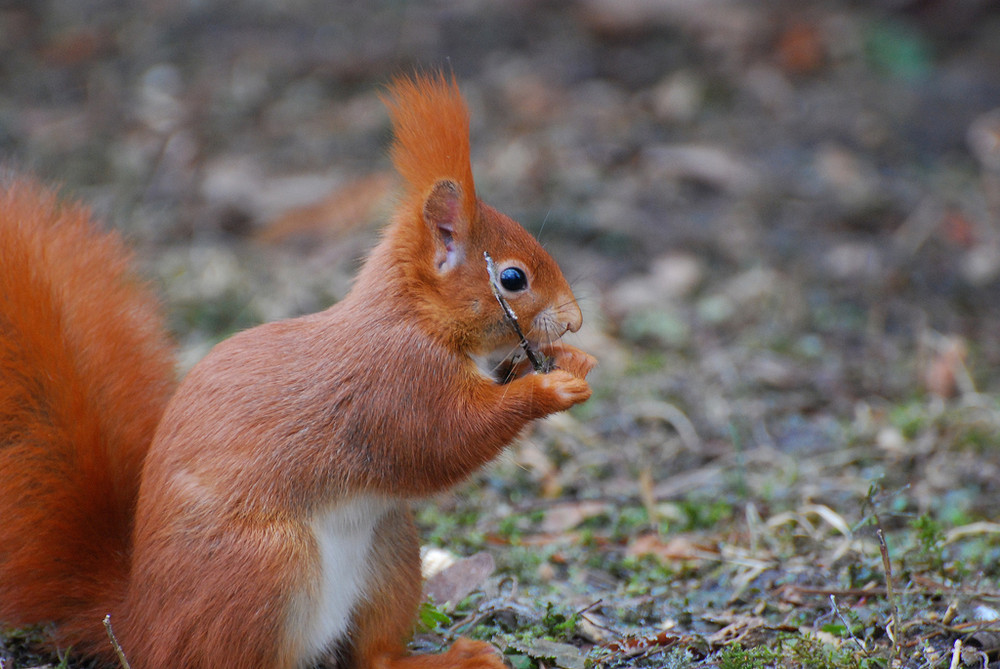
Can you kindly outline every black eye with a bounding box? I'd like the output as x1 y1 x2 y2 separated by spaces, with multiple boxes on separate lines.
499 267 528 292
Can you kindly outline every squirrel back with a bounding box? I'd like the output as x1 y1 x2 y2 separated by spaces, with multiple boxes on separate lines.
0 179 176 657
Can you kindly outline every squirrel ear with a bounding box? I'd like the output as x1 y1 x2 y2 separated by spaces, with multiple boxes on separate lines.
423 180 468 273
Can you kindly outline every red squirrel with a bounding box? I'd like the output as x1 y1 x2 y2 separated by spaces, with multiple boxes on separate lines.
0 72 595 668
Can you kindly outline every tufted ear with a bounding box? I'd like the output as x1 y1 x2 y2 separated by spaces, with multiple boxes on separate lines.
423 180 468 273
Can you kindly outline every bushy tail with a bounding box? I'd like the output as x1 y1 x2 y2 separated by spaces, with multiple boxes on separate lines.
0 179 176 657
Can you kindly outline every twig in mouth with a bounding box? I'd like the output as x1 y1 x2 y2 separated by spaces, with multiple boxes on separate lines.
484 251 551 373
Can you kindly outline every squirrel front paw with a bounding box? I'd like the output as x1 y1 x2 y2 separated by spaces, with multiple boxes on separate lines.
537 368 592 410
545 344 597 380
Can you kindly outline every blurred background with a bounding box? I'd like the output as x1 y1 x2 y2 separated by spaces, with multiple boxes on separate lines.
4 0 1000 665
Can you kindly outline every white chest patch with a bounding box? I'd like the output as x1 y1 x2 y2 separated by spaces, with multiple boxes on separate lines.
296 496 392 665
470 349 525 383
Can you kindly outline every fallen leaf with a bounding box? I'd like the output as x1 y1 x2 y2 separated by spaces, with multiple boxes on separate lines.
644 144 760 195
703 612 798 645
257 172 391 243
602 631 707 659
507 638 586 669
923 335 968 398
423 551 495 608
540 501 611 534
776 20 825 75
627 533 718 562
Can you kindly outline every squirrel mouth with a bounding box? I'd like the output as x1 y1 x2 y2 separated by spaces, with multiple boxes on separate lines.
481 334 560 385
488 351 528 385
474 310 569 384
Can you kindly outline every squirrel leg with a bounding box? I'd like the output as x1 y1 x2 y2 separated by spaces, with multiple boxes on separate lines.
346 505 422 667
348 507 505 669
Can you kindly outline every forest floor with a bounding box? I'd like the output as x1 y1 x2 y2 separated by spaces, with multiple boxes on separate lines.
3 1 1000 667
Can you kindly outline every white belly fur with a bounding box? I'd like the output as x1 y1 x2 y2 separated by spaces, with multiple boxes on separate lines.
296 496 393 665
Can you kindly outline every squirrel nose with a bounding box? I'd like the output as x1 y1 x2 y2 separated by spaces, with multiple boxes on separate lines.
561 297 583 334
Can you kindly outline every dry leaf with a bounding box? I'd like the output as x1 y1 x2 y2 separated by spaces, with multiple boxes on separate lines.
423 551 495 608
507 639 586 669
602 631 706 659
626 533 717 562
540 501 611 534
257 172 391 243
923 335 968 398
703 612 797 645
775 20 825 75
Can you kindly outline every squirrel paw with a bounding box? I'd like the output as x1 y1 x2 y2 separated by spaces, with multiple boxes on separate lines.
438 638 507 668
546 344 597 379
538 369 592 409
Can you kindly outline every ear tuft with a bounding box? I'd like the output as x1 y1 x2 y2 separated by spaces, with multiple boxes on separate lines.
381 71 477 222
424 180 465 272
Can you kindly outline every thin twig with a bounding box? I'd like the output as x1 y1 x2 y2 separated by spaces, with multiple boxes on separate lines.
876 527 900 663
103 614 132 669
574 599 604 617
483 251 550 372
829 595 868 654
865 482 902 664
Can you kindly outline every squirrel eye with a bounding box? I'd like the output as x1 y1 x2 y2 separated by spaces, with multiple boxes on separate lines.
499 267 528 292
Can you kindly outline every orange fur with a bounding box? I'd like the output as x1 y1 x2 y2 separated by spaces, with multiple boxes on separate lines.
0 179 176 660
382 71 477 222
0 72 595 669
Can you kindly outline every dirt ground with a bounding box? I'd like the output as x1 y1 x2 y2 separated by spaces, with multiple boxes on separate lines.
3 1 1000 667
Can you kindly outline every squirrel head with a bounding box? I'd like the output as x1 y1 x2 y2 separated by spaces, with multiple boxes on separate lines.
378 72 582 360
